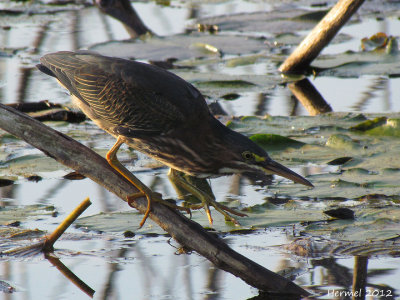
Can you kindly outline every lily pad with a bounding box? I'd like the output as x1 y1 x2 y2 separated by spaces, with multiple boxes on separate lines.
349 116 387 131
284 237 400 257
0 226 44 240
312 50 400 77
0 154 68 178
195 80 256 88
250 134 305 150
361 32 398 53
172 71 276 99
325 134 361 151
90 34 269 61
75 211 167 235
75 206 325 234
365 118 400 137
305 207 400 242
195 9 322 35
0 205 56 225
225 54 266 68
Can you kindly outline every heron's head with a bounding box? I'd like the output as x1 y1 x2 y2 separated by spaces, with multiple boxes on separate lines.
220 130 313 187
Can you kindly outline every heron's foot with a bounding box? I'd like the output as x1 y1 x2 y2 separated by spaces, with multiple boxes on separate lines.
186 199 247 226
127 191 191 228
167 169 247 226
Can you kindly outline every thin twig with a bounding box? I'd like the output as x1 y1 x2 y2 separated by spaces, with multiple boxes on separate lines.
44 197 92 251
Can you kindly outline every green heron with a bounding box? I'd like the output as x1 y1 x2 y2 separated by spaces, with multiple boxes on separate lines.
37 51 313 226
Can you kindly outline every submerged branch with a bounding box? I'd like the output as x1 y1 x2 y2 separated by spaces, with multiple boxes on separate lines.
0 103 309 296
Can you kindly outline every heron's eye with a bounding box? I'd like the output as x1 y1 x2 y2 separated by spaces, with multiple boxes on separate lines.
242 151 253 160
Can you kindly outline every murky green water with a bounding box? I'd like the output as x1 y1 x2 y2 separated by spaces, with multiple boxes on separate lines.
1 0 400 299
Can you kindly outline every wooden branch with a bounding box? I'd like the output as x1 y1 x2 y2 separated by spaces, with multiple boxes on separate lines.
7 100 62 112
0 103 309 296
279 0 365 74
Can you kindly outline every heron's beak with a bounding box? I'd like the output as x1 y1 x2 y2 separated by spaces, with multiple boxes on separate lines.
260 159 313 187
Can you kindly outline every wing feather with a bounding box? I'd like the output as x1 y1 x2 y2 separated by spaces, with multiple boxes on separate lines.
38 51 210 136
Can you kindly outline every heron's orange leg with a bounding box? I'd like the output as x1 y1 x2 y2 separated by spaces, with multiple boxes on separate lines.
106 137 189 228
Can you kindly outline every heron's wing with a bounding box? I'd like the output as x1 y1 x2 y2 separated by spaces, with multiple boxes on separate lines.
38 51 210 136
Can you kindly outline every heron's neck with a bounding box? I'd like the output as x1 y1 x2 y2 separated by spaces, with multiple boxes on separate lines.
210 117 244 145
